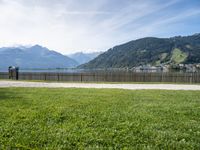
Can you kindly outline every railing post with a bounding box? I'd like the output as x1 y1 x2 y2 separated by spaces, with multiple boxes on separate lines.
44 73 46 81
81 73 83 82
57 73 60 81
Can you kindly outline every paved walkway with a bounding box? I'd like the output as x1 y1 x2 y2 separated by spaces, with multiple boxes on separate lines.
0 81 200 90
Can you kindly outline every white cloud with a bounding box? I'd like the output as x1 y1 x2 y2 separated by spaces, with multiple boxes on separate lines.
0 0 199 54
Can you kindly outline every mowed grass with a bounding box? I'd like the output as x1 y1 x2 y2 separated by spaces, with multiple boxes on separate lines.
0 88 200 149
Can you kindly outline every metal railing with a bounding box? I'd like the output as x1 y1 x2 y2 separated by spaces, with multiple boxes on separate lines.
1 71 200 83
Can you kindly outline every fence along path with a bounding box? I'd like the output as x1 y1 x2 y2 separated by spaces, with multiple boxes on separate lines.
0 72 200 83
0 72 9 79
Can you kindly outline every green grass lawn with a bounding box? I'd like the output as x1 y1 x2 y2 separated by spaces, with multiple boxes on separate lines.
0 88 200 149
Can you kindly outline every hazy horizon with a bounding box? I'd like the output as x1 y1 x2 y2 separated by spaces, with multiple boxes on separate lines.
0 32 200 55
0 0 200 54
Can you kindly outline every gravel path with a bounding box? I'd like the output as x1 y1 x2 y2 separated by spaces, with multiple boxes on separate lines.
0 81 200 90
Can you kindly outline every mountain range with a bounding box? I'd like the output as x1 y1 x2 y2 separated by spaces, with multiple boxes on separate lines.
0 45 78 69
80 33 200 69
68 52 102 65
1 33 200 70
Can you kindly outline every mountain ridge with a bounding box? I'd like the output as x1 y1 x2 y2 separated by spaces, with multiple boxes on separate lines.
79 33 200 69
0 45 78 69
68 52 102 65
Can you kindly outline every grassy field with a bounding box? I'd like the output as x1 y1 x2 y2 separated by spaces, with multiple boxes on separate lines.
0 88 200 149
171 48 188 64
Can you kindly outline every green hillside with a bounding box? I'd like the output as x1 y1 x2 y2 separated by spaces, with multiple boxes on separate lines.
171 48 188 64
80 33 200 69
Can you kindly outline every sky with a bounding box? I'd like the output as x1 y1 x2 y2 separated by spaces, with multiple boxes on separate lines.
0 0 200 54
